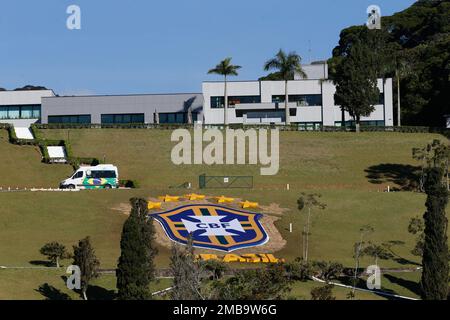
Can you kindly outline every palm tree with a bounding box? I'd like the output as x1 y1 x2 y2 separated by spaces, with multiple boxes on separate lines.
264 50 307 125
208 58 242 126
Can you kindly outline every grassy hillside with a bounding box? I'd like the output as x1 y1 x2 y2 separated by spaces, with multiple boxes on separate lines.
0 128 445 299
0 130 72 189
39 129 441 190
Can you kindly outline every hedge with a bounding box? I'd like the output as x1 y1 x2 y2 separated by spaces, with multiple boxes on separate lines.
32 122 450 135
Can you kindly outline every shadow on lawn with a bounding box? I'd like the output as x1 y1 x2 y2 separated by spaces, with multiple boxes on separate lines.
384 274 421 297
29 260 53 267
36 283 71 300
365 163 421 191
60 276 117 300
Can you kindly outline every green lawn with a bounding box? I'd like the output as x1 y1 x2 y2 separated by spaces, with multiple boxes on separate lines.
0 268 172 300
0 128 446 299
38 129 441 190
0 130 72 189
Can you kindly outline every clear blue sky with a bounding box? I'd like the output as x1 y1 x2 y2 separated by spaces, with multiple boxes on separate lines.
0 0 416 95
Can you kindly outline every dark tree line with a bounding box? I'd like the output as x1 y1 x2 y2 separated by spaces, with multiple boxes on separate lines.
329 0 450 127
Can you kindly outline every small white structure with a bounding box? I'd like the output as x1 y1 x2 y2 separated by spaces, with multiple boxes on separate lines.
47 146 67 163
14 127 34 140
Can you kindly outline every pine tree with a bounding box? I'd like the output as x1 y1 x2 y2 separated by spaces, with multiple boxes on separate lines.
420 167 449 300
116 198 157 300
72 237 100 300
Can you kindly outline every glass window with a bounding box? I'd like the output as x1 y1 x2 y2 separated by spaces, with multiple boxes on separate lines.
101 114 144 124
211 96 261 108
48 115 91 124
272 95 322 106
176 113 185 123
0 107 7 119
20 106 33 118
101 115 114 124
32 106 41 118
8 106 20 119
72 171 83 179
167 114 176 123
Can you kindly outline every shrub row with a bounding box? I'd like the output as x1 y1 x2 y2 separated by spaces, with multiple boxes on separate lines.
33 122 450 134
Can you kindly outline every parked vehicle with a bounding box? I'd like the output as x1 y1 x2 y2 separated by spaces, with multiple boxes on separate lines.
60 164 119 190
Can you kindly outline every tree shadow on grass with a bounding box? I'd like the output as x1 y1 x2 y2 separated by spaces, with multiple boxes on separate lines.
365 163 421 191
60 275 116 300
337 276 403 300
29 260 53 267
86 286 117 300
36 283 71 300
384 274 421 297
383 240 422 267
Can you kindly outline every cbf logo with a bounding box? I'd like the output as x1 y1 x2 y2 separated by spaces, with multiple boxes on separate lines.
152 204 269 252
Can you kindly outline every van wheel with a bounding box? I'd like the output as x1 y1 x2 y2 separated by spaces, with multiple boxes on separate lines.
104 184 112 189
68 185 76 190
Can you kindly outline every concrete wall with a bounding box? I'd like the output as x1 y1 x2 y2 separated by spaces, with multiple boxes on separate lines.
0 90 55 105
41 93 203 124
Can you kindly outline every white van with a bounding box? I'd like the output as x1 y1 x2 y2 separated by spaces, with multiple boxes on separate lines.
60 164 119 190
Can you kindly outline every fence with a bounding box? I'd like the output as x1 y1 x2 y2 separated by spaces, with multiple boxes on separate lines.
199 174 253 189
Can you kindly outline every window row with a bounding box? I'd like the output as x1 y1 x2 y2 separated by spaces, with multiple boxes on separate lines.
272 95 323 106
48 115 91 124
159 112 198 124
101 114 145 124
211 96 261 109
334 120 385 127
0 105 41 119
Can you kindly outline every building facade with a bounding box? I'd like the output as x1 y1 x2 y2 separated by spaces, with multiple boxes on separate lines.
203 63 393 127
0 90 55 127
41 93 203 125
0 63 394 128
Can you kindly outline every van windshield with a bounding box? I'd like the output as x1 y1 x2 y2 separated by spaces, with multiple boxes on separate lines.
72 171 83 179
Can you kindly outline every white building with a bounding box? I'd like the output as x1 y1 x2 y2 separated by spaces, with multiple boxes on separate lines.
0 89 55 127
202 62 393 128
0 63 393 128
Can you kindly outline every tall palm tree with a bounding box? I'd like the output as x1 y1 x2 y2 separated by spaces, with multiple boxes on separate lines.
208 58 242 126
264 50 307 125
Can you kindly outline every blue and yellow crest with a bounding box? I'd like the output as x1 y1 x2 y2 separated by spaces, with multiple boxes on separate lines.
151 204 269 252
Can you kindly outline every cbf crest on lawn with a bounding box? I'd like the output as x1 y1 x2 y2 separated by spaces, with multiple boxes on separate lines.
151 204 269 252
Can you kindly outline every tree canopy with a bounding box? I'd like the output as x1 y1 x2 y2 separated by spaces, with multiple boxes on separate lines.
329 0 450 126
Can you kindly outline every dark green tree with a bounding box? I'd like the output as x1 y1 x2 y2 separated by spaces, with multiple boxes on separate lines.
72 237 100 300
116 198 158 300
333 36 380 132
312 261 344 282
329 1 450 127
39 242 69 268
408 216 425 257
420 167 449 300
284 257 312 281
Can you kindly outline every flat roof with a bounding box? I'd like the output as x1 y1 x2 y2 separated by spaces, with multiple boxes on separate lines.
43 92 202 99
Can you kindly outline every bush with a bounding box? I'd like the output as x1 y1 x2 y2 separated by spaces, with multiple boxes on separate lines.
119 180 140 189
310 284 336 300
312 261 344 281
284 258 312 281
